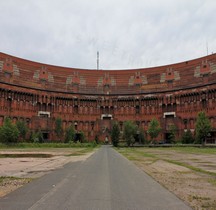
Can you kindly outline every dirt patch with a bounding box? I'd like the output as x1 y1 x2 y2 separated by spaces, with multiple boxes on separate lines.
118 148 216 210
136 160 216 209
0 153 53 158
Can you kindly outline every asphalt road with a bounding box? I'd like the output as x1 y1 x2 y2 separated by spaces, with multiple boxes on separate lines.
0 146 191 210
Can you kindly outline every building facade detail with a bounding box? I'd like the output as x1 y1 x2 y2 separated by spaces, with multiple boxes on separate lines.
0 52 216 142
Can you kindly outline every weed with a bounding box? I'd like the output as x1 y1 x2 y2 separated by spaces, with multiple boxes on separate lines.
208 178 216 186
0 176 32 184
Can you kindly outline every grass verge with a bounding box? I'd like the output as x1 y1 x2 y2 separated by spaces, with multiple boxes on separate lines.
0 142 99 149
117 147 216 176
65 147 96 156
156 147 216 155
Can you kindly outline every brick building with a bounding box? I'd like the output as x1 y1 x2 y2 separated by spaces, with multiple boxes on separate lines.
0 52 216 143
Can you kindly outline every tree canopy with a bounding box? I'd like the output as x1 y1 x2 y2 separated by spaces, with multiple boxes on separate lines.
181 129 194 144
111 121 120 147
195 111 211 144
123 121 137 147
64 125 75 143
16 120 29 140
55 117 63 141
0 118 20 144
138 127 146 144
168 124 177 144
147 118 161 143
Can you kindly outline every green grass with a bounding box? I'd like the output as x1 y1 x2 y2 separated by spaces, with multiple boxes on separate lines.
119 146 216 156
133 149 157 158
0 142 99 149
117 148 158 163
65 147 96 156
117 148 157 158
0 176 16 183
0 176 32 184
208 178 216 186
153 147 216 154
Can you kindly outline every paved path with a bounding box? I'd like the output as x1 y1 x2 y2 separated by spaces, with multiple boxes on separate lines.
0 146 191 210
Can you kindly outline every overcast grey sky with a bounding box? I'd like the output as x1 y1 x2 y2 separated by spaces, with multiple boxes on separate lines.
0 0 216 70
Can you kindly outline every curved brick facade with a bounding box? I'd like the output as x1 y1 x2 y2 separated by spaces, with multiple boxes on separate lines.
0 52 216 142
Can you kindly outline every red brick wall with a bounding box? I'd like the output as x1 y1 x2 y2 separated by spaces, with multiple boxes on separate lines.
0 52 216 142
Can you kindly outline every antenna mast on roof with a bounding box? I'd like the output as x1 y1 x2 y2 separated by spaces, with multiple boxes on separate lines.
206 41 209 56
97 51 99 70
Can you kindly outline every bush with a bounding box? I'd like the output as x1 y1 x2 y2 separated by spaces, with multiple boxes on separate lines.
80 131 87 143
16 120 29 140
65 126 75 143
147 118 162 144
29 131 38 143
181 129 194 144
123 121 137 147
138 127 146 144
195 111 211 144
168 124 177 144
0 118 20 144
36 130 44 143
95 135 99 144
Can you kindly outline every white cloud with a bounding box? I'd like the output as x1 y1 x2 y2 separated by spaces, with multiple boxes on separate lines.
0 0 216 69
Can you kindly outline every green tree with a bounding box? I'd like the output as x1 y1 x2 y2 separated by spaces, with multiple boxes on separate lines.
55 117 63 141
29 131 37 143
29 130 44 143
80 131 87 143
181 129 194 144
111 122 120 147
195 111 211 145
0 117 19 144
95 134 99 144
123 121 137 147
36 130 44 143
16 120 29 140
147 118 162 144
138 127 146 144
168 124 177 144
64 125 75 143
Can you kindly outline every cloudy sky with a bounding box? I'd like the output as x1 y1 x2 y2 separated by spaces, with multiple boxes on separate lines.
0 0 216 70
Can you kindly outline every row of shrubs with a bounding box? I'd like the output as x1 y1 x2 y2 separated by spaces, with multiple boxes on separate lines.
111 111 212 147
0 117 97 146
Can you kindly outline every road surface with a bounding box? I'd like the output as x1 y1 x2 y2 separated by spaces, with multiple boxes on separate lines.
0 146 191 210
